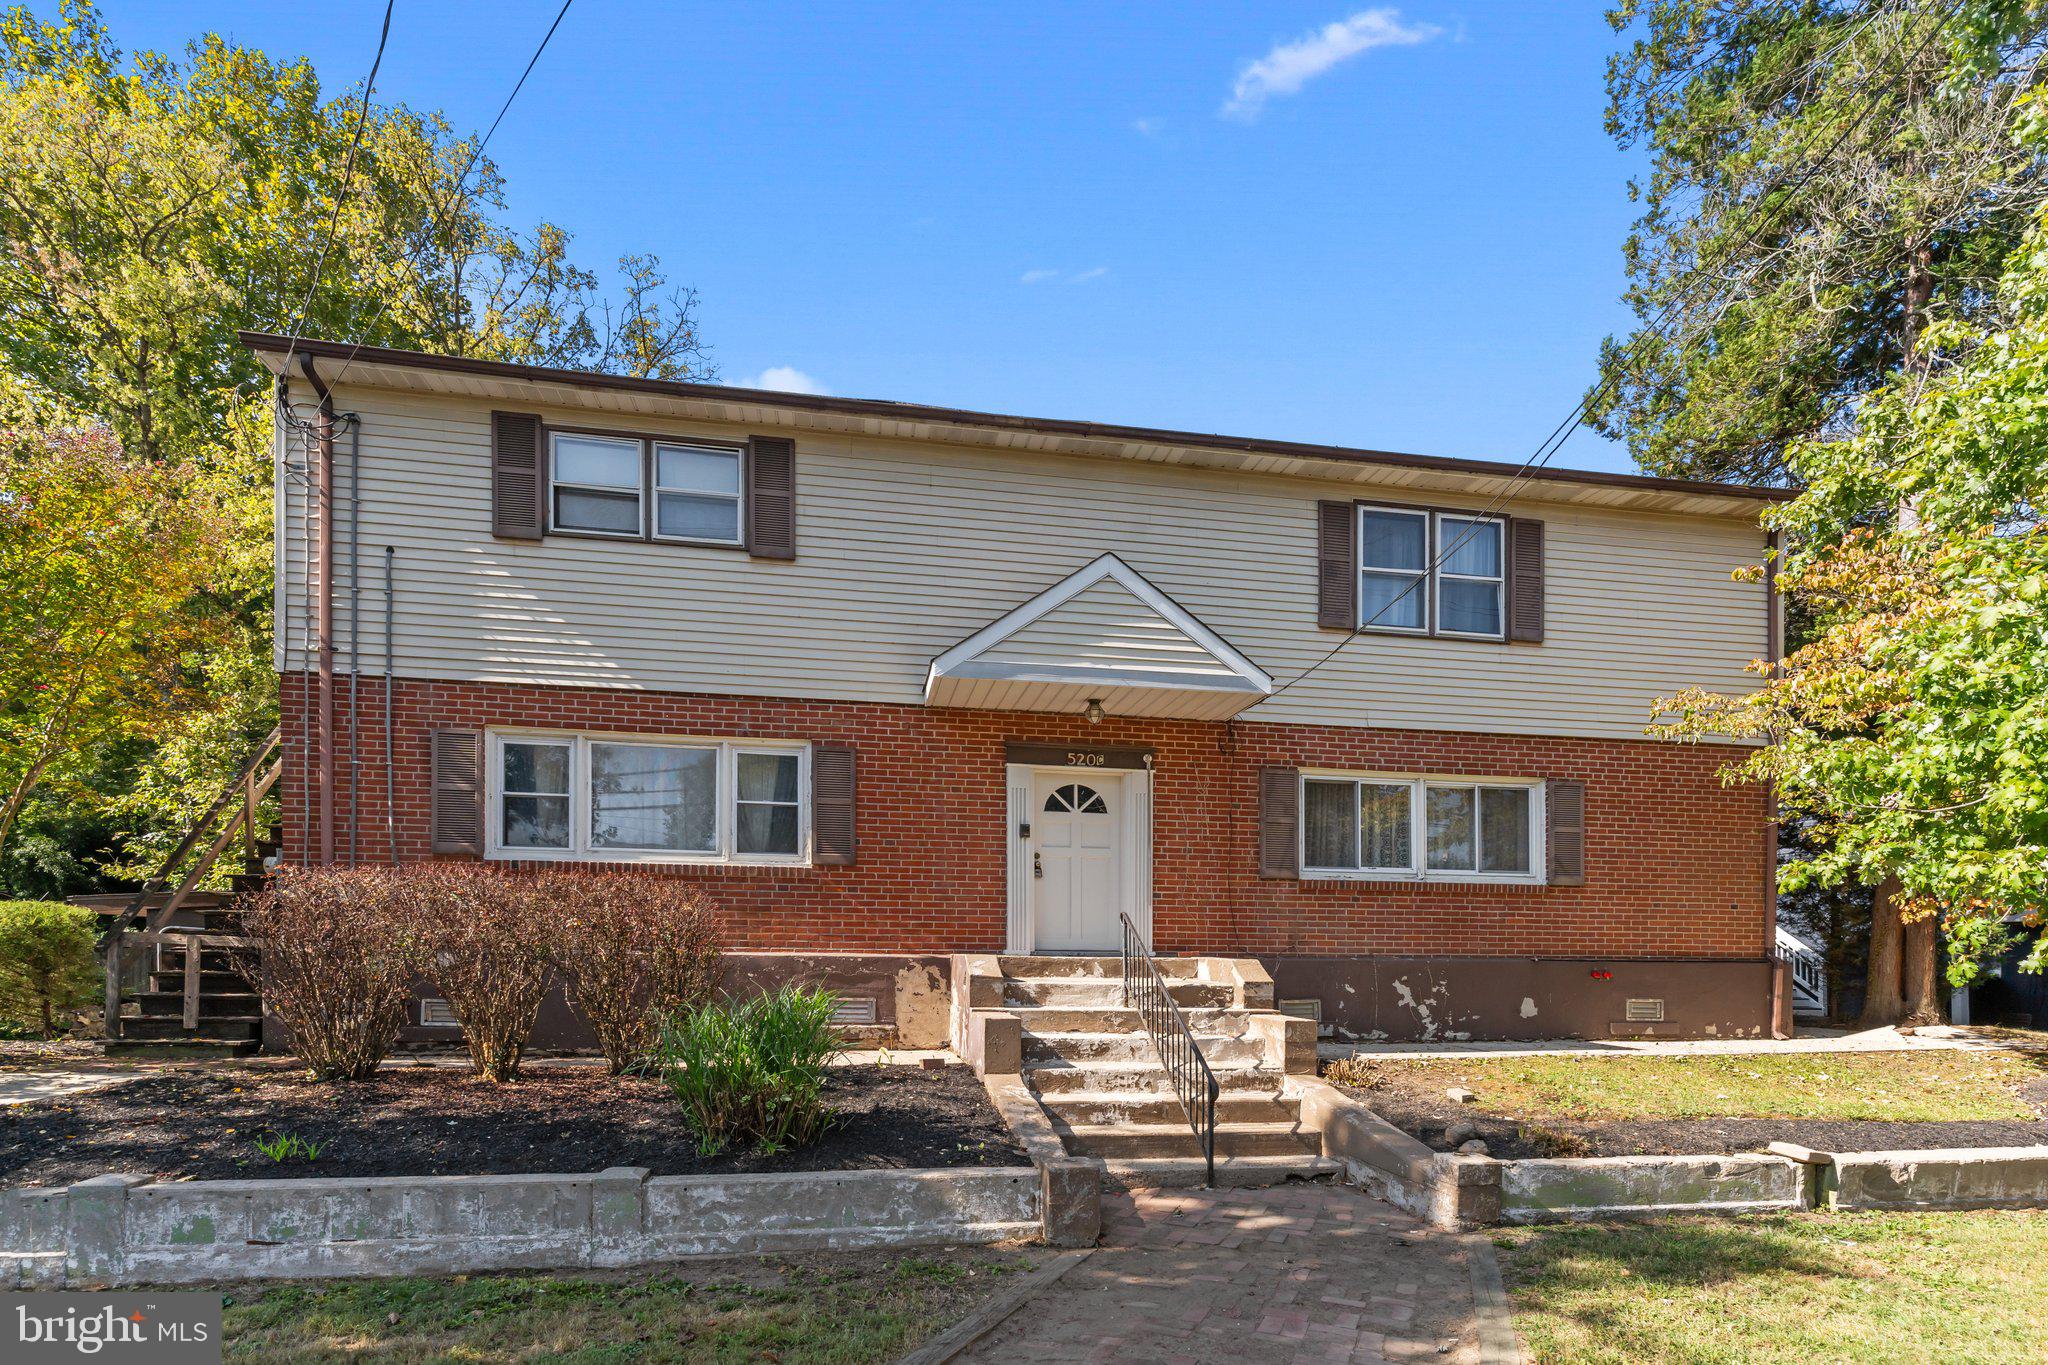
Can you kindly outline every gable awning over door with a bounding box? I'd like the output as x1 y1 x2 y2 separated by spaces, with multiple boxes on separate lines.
925 553 1273 721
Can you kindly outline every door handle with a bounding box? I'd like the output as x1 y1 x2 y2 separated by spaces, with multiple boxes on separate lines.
1033 852 1043 879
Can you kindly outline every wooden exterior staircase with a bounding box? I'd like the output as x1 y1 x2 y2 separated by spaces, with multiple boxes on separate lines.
76 728 282 1056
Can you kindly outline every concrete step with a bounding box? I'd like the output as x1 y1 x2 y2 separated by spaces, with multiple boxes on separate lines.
1023 1061 1284 1094
1039 1090 1300 1126
998 955 1203 980
1002 977 1234 1009
1014 1007 1245 1036
1021 1031 1267 1069
1057 1121 1317 1161
1103 1154 1343 1190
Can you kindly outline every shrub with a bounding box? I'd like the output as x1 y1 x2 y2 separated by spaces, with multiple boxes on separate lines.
412 865 552 1083
653 985 842 1155
0 900 99 1038
549 872 724 1074
236 867 424 1080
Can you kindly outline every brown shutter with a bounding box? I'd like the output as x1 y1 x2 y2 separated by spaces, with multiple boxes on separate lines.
812 742 857 866
492 412 545 539
746 435 797 559
1547 778 1584 886
431 728 485 856
1316 500 1356 629
1508 518 1545 643
1258 766 1300 879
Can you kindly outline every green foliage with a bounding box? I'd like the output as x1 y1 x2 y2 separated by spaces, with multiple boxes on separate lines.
251 1132 322 1164
652 987 843 1157
0 422 233 867
1590 1 2048 483
0 899 98 1037
1655 176 2048 981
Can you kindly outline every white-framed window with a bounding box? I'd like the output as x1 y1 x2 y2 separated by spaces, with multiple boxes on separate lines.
653 442 744 545
550 432 643 536
487 730 809 865
1355 506 1508 640
1358 506 1430 633
1301 771 1543 883
1435 514 1505 638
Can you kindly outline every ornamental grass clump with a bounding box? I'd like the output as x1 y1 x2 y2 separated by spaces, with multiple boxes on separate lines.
654 985 842 1155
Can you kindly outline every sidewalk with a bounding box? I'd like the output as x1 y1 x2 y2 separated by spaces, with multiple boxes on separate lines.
1320 1024 1994 1062
959 1182 1516 1363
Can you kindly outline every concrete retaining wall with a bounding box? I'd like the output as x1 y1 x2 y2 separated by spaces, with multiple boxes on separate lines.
1824 1146 2048 1212
0 1166 1041 1288
1501 1154 1804 1223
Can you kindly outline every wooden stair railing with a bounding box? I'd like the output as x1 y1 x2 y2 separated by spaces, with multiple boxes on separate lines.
103 727 282 1037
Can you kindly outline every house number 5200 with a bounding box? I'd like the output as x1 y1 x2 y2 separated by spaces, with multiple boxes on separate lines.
1066 751 1106 767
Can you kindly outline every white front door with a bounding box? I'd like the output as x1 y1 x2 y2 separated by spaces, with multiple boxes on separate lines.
1032 771 1125 951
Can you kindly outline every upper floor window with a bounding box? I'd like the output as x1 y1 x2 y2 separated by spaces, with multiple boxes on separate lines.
1302 771 1542 883
546 430 748 545
654 442 743 544
489 731 809 864
551 433 643 536
1356 506 1506 640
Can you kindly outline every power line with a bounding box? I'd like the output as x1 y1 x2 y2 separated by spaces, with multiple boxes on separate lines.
320 0 576 392
276 0 395 389
1251 0 1965 709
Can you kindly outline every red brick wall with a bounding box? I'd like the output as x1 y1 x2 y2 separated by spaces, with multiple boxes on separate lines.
280 672 1772 960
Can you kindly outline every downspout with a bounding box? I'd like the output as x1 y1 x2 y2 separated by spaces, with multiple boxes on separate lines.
1763 527 1785 1034
347 414 363 866
384 545 397 866
300 355 336 867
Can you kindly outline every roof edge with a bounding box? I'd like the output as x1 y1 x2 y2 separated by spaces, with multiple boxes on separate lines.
239 330 1799 506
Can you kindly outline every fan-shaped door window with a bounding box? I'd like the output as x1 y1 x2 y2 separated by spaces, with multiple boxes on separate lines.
1044 783 1109 815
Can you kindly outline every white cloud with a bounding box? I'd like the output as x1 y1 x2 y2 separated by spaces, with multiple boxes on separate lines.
1068 266 1110 283
1133 116 1165 137
1223 8 1441 119
1019 268 1062 285
748 365 826 395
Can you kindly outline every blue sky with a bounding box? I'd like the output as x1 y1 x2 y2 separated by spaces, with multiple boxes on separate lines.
100 2 1650 475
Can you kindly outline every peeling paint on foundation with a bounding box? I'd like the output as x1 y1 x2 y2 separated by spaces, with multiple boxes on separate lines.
1519 997 1538 1019
891 965 949 1048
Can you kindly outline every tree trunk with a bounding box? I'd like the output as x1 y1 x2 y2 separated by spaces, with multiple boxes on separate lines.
1902 912 1941 1025
1861 877 1905 1026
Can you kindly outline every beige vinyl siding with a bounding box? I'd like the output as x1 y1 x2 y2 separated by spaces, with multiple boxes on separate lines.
980 578 1240 680
278 383 1769 742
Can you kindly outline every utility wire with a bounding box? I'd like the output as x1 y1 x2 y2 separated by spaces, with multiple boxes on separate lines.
276 0 395 390
320 0 577 392
1252 0 1965 708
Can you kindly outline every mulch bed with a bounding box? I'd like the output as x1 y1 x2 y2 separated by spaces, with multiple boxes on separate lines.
0 1063 1027 1185
1336 1068 2048 1161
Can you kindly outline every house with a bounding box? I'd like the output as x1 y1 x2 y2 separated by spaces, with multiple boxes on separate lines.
242 330 1793 1047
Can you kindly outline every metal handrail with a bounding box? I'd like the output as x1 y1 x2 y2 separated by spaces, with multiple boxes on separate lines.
1119 912 1220 1187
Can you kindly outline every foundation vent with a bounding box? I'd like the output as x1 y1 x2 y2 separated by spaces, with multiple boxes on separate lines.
830 997 879 1026
1278 999 1323 1023
1624 998 1666 1023
419 998 460 1028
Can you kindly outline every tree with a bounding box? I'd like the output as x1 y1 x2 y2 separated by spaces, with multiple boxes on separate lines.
1592 1 2048 486
1654 192 2048 1000
0 421 232 861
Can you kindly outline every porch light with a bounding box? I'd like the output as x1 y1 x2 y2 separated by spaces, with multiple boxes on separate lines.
1084 697 1105 725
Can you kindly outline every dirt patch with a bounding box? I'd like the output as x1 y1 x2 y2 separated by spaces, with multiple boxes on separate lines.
0 1063 1027 1185
1333 1062 2048 1160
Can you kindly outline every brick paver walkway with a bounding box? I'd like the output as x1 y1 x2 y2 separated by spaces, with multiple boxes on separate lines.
961 1181 1497 1364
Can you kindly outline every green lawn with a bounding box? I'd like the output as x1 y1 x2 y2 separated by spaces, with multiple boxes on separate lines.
220 1249 1035 1363
1496 1209 2048 1364
1355 1049 2045 1121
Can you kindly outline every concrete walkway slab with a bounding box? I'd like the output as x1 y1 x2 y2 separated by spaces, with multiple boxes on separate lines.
1321 1025 1997 1062
959 1182 1514 1363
